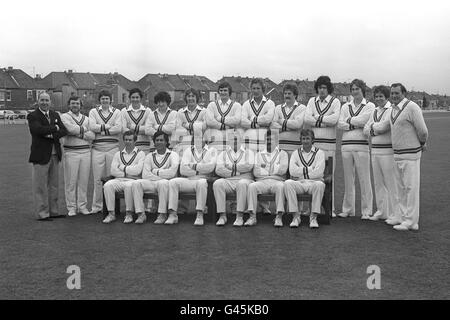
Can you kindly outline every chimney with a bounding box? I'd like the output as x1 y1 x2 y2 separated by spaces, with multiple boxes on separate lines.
114 72 118 76
35 74 42 80
67 69 73 74
7 66 13 71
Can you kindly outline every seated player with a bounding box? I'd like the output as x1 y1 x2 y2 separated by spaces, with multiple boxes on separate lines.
102 131 146 224
131 131 179 224
213 133 255 227
247 135 288 227
168 135 217 226
284 129 325 229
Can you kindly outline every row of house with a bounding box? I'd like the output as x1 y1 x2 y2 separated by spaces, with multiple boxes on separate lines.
1 66 448 112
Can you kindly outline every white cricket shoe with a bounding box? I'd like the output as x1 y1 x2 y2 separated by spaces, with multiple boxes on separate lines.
194 213 204 226
102 213 116 224
68 210 77 217
216 214 227 226
274 214 283 227
309 214 319 229
244 215 257 226
337 212 350 218
123 214 133 224
394 223 419 231
386 219 402 226
361 215 371 220
135 213 147 224
290 214 301 228
164 213 178 225
154 213 167 224
79 209 91 215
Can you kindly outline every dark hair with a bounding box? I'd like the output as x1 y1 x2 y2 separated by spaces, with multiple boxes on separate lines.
373 85 390 99
283 82 299 99
184 88 200 103
350 79 367 97
218 81 233 95
129 88 143 99
67 96 82 106
98 90 112 101
314 76 334 94
154 91 171 105
123 130 137 141
152 130 170 147
391 83 407 94
300 128 315 141
250 78 266 93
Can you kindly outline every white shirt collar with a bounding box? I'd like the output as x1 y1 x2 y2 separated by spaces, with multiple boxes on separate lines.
99 106 114 113
39 107 49 116
301 146 316 154
396 98 408 110
184 105 202 113
122 147 138 155
251 96 268 105
153 148 170 156
316 95 332 103
156 107 172 115
68 110 82 118
127 104 146 112
378 101 391 110
351 98 367 107
283 101 298 108
218 99 232 106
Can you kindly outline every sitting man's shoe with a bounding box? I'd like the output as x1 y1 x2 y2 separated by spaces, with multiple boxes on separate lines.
290 214 301 228
154 213 168 224
68 210 77 217
337 212 349 218
394 222 419 231
38 217 53 221
332 211 337 218
274 214 283 227
102 213 116 224
369 211 385 221
194 213 204 226
233 215 244 227
244 214 257 227
216 214 227 226
123 214 134 224
135 213 147 224
164 213 179 225
361 215 370 220
79 209 91 215
309 214 319 229
386 219 402 226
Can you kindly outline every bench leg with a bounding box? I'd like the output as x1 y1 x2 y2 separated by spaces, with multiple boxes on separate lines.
320 182 332 225
115 194 121 217
102 188 108 219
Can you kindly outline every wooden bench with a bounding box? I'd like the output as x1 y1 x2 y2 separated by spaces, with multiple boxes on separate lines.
102 157 332 225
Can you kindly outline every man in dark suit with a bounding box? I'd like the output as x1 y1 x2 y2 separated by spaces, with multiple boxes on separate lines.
27 92 68 220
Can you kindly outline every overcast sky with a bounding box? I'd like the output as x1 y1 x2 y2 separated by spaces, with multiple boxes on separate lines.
1 0 449 94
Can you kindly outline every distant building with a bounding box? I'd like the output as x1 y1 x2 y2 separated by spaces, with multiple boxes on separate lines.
0 67 43 110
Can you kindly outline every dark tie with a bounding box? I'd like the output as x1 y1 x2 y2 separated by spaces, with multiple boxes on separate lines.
45 112 50 123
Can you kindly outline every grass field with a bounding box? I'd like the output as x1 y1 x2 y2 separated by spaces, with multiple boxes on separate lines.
0 113 449 300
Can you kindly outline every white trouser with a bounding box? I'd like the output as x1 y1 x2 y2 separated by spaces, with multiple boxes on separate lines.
91 148 118 212
284 179 325 214
132 179 169 214
322 150 336 213
372 154 400 220
103 178 135 212
168 177 208 213
341 150 373 217
247 179 285 214
393 159 421 227
213 178 253 214
63 151 91 213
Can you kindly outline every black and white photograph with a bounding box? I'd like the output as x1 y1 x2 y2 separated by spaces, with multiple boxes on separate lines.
0 0 449 305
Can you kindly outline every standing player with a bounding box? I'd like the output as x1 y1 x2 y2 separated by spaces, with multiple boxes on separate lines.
337 79 374 219
102 131 146 224
213 134 255 226
241 78 275 152
304 76 341 217
247 137 288 227
271 82 306 155
167 138 217 226
363 85 400 224
121 88 151 153
88 90 123 214
389 83 428 231
174 88 207 157
205 81 243 153
284 129 326 229
131 131 180 224
61 96 95 216
145 91 177 150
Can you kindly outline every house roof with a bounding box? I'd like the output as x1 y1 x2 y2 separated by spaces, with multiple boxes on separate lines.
219 76 281 93
90 72 137 91
0 68 38 89
137 74 175 92
137 73 217 93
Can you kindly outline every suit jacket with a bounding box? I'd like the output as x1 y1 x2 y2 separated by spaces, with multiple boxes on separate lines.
28 108 68 164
